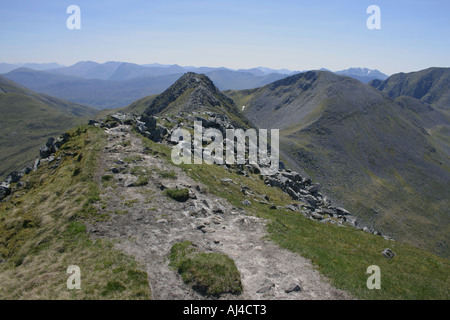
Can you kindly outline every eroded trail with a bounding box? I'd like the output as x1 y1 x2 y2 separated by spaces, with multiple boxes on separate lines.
89 124 351 300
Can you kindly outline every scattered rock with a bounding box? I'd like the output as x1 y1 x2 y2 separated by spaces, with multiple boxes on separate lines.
33 158 40 171
336 207 350 215
212 202 226 214
0 186 11 201
284 204 298 212
200 226 215 234
382 248 396 259
241 199 252 206
311 213 324 220
5 171 22 184
249 163 261 174
111 167 120 174
282 276 302 293
39 146 52 159
46 137 57 153
124 176 138 187
307 183 320 194
256 279 275 294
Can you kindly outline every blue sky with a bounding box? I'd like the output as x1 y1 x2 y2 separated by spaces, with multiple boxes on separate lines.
0 0 449 75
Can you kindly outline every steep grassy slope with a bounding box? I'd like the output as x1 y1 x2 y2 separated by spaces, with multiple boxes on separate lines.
0 126 150 299
0 76 97 180
370 67 450 110
226 71 450 257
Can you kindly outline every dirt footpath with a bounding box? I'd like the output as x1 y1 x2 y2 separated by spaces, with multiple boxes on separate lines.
88 125 352 300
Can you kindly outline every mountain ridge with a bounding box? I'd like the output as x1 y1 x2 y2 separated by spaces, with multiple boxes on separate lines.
225 69 450 257
370 67 450 109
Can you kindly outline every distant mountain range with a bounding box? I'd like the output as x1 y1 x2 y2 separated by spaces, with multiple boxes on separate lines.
0 61 388 109
0 63 65 74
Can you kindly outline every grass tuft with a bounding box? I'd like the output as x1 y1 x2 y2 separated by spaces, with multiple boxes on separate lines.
169 241 242 296
165 188 189 202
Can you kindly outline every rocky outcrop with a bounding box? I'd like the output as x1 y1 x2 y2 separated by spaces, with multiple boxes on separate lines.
0 133 69 202
382 248 396 259
0 185 10 201
97 111 390 240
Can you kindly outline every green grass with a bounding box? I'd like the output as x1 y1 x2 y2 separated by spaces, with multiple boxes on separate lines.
138 134 449 300
123 155 143 163
129 166 149 187
165 188 189 202
160 170 177 179
0 126 151 299
120 140 131 148
169 241 242 296
134 176 148 187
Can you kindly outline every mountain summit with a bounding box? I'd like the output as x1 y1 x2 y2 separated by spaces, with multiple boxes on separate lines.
335 68 388 83
143 72 251 128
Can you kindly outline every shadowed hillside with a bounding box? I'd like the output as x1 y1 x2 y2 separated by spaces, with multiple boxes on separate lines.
226 70 450 257
370 67 450 110
0 75 97 180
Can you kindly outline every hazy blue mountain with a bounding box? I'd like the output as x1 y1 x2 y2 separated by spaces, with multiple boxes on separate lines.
3 66 290 109
3 68 183 109
46 61 123 80
0 63 64 74
109 63 186 81
335 68 389 83
256 67 298 75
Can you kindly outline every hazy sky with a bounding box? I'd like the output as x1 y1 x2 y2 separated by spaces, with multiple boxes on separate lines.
1 0 449 75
